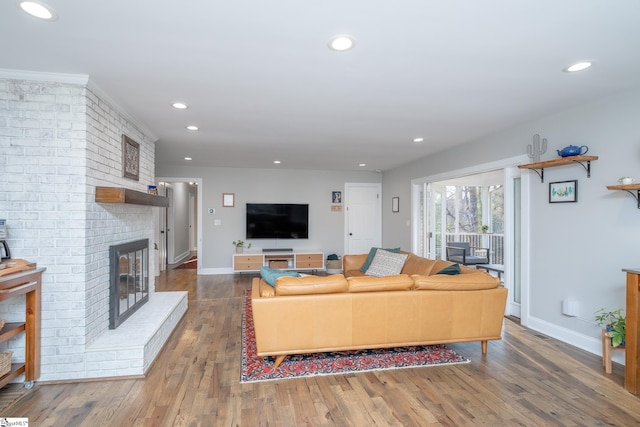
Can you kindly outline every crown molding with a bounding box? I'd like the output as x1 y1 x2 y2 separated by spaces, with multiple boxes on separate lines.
0 68 89 85
0 68 158 142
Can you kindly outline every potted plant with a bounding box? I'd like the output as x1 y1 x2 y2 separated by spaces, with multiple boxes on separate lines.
480 225 489 233
233 240 251 253
595 308 626 347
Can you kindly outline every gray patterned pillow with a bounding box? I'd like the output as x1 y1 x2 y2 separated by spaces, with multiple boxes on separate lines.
365 249 408 277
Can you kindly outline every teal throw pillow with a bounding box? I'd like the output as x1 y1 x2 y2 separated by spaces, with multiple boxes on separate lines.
435 263 461 276
259 266 301 287
360 247 401 273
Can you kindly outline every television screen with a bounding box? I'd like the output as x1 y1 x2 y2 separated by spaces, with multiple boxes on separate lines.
246 203 309 239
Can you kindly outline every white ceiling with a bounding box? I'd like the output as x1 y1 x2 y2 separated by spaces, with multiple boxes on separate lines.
2 1 640 172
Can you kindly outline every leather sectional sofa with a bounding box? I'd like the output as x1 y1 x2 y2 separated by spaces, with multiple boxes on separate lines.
251 251 508 368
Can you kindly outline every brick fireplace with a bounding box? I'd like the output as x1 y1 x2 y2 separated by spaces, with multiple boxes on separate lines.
0 74 187 381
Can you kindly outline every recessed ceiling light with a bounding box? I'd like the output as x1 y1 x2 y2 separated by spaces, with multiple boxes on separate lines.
564 61 593 73
186 125 198 131
412 137 424 143
329 35 356 51
172 102 188 109
359 163 366 167
184 157 192 161
19 1 56 20
273 160 281 164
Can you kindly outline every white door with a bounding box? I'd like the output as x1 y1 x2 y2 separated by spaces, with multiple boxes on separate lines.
344 183 382 254
504 167 522 318
189 191 196 252
166 186 175 264
158 182 167 272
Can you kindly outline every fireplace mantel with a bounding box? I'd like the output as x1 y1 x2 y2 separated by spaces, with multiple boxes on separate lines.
96 187 169 207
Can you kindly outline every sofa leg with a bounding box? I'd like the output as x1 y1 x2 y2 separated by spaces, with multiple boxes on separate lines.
481 340 488 354
273 354 287 369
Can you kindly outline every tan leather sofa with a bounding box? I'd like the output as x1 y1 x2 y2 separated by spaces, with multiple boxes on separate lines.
251 252 508 368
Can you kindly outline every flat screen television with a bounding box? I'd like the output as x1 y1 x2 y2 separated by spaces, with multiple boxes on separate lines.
246 203 309 239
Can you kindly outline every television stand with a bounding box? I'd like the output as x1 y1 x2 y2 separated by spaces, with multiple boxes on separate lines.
263 248 292 252
232 250 324 273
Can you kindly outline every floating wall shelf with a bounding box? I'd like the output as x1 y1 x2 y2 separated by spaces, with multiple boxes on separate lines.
606 184 640 209
518 155 599 183
95 187 169 207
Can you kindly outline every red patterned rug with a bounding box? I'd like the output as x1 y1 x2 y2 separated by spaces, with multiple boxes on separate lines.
175 256 197 269
241 290 469 383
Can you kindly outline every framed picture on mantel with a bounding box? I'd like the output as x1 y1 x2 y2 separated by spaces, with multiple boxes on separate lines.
122 135 140 181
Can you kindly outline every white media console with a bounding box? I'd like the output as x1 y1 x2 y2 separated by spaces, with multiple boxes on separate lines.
232 250 324 273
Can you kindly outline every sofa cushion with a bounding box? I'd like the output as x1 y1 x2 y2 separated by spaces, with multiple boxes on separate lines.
260 266 301 287
360 247 401 273
275 274 348 296
435 263 461 275
428 260 457 276
347 274 414 292
345 269 367 277
401 254 440 276
411 271 500 290
365 249 408 277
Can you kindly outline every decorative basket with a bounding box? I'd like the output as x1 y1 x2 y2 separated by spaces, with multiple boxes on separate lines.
0 351 12 377
326 259 343 274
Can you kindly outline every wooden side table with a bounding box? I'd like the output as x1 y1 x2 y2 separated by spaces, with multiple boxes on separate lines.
602 329 625 374
0 265 44 389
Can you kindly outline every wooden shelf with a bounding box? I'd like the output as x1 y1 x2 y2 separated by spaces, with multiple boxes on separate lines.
518 155 598 182
0 322 26 342
607 184 640 209
0 363 26 390
95 187 169 207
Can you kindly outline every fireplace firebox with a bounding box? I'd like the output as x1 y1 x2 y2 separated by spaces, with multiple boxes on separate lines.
109 239 149 329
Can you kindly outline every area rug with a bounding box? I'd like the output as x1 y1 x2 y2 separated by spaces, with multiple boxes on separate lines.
175 256 197 269
240 290 469 383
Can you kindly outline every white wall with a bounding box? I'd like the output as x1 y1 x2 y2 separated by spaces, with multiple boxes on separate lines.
155 165 382 271
383 87 640 355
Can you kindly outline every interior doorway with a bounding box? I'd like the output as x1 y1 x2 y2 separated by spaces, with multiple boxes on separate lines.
156 177 203 273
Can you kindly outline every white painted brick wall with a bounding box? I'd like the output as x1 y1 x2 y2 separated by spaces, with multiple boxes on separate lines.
0 75 163 381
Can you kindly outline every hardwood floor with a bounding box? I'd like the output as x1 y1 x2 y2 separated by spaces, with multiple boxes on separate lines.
3 268 640 426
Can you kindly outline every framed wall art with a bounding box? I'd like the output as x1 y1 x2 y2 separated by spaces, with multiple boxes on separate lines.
122 134 140 181
223 193 235 207
332 191 342 204
549 180 577 203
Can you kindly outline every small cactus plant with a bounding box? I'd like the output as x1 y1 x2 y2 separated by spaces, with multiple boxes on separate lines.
527 133 547 162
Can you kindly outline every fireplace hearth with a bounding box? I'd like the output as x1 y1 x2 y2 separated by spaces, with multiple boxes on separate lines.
109 239 149 329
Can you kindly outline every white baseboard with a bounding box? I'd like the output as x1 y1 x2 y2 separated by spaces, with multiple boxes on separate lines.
172 250 191 265
197 267 237 275
526 316 625 365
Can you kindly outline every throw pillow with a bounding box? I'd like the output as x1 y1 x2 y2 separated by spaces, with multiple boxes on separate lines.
360 247 401 273
259 266 301 287
365 249 408 277
435 263 461 275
